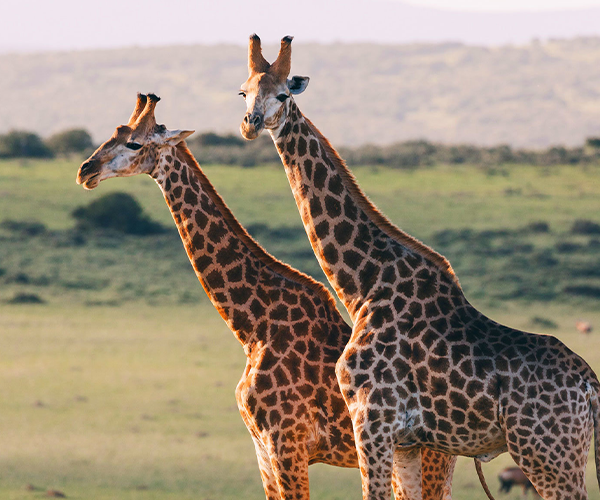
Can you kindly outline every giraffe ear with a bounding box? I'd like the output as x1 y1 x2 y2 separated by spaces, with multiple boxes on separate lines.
287 75 309 95
162 129 195 145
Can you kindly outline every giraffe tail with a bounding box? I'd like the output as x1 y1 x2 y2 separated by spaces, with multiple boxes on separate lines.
474 459 497 500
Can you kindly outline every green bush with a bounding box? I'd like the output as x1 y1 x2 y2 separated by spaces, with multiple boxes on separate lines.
564 285 600 298
192 132 245 147
0 130 53 158
530 316 558 329
1 219 47 236
526 221 550 233
585 137 600 149
7 292 45 304
46 128 94 156
72 192 164 235
571 219 600 235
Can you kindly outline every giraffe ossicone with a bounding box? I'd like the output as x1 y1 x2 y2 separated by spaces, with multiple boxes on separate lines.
239 34 600 500
76 93 455 500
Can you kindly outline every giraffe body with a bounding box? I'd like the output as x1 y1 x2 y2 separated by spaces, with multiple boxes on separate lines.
76 93 456 500
239 35 600 500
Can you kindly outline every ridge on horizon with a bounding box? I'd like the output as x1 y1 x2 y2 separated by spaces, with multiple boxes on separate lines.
1 37 600 149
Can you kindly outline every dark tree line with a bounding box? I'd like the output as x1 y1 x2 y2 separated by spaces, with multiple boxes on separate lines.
186 134 600 168
3 127 600 168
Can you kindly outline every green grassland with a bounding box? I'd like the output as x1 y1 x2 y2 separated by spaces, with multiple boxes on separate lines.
1 158 600 499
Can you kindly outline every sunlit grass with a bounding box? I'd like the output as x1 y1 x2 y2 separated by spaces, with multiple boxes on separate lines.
1 159 600 498
1 303 600 499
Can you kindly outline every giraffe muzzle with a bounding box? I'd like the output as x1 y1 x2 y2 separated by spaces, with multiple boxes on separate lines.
76 159 102 190
240 112 264 140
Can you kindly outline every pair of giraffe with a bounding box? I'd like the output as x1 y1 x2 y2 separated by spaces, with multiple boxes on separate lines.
76 93 455 500
76 35 600 500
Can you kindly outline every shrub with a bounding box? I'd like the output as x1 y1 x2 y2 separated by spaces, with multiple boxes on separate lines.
72 192 164 235
46 128 94 155
526 221 550 233
530 316 558 329
585 137 600 149
7 292 45 304
564 285 600 298
247 223 302 241
555 242 582 253
571 219 600 235
530 250 558 267
1 219 47 236
0 130 53 158
191 132 245 147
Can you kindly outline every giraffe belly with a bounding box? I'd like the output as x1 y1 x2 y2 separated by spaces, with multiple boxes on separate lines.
391 398 507 458
421 428 507 458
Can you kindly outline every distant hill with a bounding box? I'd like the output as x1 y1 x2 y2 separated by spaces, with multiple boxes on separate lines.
2 37 600 148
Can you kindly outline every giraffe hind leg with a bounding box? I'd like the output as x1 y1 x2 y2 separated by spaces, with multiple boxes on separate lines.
502 384 594 500
392 448 422 500
420 449 456 500
505 420 592 500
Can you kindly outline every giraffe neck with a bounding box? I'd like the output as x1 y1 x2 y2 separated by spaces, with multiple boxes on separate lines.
270 101 459 320
151 144 338 350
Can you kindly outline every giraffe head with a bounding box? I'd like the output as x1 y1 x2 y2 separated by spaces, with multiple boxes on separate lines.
239 34 309 140
76 93 194 190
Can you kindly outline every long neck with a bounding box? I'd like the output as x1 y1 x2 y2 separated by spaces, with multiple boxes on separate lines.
269 101 459 320
151 144 338 350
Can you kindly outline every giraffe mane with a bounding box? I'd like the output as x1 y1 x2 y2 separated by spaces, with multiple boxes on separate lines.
301 115 461 289
175 143 340 310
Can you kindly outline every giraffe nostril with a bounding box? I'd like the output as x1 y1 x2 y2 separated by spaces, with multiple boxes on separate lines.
252 114 262 127
79 161 93 175
244 115 250 124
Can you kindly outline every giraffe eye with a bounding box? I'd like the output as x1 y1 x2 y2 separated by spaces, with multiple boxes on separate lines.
238 91 246 99
125 142 142 151
276 93 289 102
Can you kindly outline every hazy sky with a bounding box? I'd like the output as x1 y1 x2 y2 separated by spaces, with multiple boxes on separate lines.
403 0 600 11
1 0 600 52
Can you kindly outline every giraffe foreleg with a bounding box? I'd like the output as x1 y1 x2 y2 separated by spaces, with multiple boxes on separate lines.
336 332 412 500
251 435 283 500
267 433 311 500
348 407 397 500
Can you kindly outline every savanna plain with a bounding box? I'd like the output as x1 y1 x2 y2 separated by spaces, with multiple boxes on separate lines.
1 158 600 499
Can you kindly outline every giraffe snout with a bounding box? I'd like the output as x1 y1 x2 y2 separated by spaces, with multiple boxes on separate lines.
240 112 264 140
76 159 101 189
244 112 263 128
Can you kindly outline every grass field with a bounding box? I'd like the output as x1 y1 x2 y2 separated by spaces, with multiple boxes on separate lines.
1 158 600 499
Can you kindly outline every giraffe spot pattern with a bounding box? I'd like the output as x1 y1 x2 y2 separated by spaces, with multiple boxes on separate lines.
273 95 600 500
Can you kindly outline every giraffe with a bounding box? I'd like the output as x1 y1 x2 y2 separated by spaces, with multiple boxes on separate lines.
238 34 600 500
75 93 457 500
